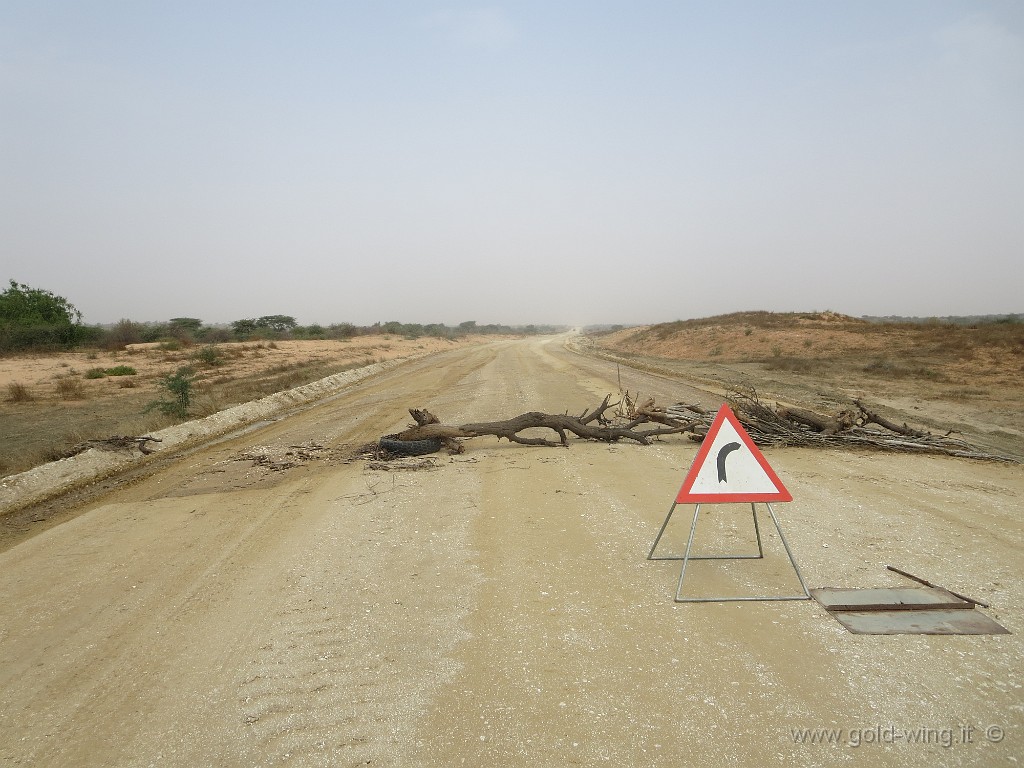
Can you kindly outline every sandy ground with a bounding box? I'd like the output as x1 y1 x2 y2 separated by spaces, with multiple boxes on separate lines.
587 324 1024 462
0 336 461 393
0 336 1021 767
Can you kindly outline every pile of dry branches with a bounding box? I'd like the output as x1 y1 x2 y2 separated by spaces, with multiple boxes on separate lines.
679 386 1015 462
386 386 1015 462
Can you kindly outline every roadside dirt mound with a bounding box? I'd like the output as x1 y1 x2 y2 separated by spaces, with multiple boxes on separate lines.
0 357 414 514
600 312 887 361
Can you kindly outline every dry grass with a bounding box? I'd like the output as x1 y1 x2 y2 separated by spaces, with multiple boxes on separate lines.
861 359 949 381
762 356 822 374
190 359 368 417
0 410 175 477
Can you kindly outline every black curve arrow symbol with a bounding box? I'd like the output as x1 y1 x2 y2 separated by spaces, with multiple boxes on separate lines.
716 442 742 483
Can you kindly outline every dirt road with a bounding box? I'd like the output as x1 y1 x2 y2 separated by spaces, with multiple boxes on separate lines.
1 337 1021 767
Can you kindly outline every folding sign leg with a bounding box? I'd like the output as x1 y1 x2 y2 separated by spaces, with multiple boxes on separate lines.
762 502 811 599
665 502 811 603
648 503 764 561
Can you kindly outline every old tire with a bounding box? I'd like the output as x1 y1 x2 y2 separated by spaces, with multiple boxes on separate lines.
378 434 442 457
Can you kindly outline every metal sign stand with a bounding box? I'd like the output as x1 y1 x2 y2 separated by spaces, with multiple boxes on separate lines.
648 501 810 603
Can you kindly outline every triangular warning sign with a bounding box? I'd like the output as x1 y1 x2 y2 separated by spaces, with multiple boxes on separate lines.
676 404 792 503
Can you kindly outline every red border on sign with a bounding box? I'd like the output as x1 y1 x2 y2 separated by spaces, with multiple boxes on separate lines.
675 404 792 503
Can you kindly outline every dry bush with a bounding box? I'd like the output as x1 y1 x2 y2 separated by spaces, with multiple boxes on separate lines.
192 391 224 417
105 318 144 350
6 382 34 402
945 387 989 401
56 377 86 400
763 356 821 374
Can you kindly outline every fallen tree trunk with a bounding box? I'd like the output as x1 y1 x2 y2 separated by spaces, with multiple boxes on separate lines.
776 405 856 435
853 399 929 437
395 396 698 447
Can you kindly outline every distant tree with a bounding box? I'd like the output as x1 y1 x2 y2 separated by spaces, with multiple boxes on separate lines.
0 280 81 326
166 317 203 342
231 318 258 338
423 323 453 339
458 320 477 330
0 280 83 350
330 322 357 339
255 315 297 332
169 317 203 332
200 326 232 343
105 318 144 349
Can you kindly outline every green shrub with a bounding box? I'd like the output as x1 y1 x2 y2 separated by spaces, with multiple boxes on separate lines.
147 366 195 419
193 346 225 367
85 367 107 379
104 365 137 376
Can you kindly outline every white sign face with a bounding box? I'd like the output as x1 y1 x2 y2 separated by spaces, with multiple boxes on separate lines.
676 405 791 503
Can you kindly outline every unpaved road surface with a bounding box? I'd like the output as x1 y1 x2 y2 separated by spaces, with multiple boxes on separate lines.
1 337 1021 767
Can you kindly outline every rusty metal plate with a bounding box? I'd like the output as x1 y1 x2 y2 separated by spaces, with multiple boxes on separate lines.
811 587 1010 635
825 608 1010 635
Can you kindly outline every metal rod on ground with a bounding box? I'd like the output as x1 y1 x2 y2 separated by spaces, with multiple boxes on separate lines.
886 565 990 608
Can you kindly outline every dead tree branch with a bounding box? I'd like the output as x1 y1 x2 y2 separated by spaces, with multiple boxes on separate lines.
395 398 695 447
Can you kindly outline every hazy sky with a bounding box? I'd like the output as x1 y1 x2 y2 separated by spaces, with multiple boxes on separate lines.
2 2 1022 327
